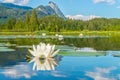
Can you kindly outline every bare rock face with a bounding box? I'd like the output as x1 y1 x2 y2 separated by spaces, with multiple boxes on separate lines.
48 1 66 19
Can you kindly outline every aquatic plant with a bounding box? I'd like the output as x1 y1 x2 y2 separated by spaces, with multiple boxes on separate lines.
28 43 59 58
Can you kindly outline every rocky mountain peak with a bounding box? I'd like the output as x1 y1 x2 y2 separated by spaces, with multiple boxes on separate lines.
48 1 66 19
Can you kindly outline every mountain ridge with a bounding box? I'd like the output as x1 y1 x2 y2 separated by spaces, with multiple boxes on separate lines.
0 1 66 21
0 3 33 10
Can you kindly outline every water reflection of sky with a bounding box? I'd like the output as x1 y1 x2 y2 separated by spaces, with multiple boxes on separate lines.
0 63 37 79
0 55 119 80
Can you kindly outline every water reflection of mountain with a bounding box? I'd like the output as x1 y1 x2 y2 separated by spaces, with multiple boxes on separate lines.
0 48 27 67
3 36 120 51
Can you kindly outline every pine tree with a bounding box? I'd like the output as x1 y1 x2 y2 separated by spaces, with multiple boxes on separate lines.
6 18 16 30
14 17 23 31
26 12 30 31
30 9 39 31
6 18 12 30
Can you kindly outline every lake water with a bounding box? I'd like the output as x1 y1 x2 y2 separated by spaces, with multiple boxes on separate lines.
0 36 120 80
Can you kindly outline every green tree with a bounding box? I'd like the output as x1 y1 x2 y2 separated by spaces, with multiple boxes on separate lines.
6 18 16 30
14 17 23 31
26 12 30 31
30 9 39 31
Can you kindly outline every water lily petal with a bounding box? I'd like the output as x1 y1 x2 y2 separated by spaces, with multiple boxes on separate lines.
51 59 58 66
40 43 46 55
51 49 60 57
33 62 36 70
29 57 35 63
45 59 51 70
33 45 37 52
29 57 59 71
28 49 36 57
36 45 41 57
36 58 41 70
29 43 59 58
49 45 55 56
44 44 51 58
51 64 55 70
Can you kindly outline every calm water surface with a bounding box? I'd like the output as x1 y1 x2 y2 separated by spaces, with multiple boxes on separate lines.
0 36 120 80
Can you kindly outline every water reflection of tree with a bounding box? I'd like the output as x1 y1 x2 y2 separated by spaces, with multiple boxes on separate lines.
0 49 26 67
4 36 120 51
64 37 120 51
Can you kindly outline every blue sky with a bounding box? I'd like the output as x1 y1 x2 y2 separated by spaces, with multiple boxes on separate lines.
1 0 120 19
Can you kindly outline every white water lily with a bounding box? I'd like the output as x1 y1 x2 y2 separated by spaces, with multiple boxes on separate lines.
28 43 59 58
58 35 63 38
79 33 83 37
55 34 59 37
29 57 58 70
42 33 46 36
58 35 64 41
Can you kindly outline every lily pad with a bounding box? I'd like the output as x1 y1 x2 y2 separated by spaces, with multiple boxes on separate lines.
56 45 75 50
16 46 32 48
112 54 120 57
0 43 16 47
0 43 6 46
0 47 15 52
59 51 106 57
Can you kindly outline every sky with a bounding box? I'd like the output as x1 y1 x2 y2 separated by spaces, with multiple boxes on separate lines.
0 0 120 20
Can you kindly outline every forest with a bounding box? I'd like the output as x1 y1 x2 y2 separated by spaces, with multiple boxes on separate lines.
0 9 120 32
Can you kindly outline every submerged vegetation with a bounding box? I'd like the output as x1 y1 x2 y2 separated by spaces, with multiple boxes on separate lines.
0 10 120 33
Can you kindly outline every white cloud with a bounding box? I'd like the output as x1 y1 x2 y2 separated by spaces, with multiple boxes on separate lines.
66 14 101 21
86 67 116 80
117 6 120 9
93 0 116 4
3 0 29 5
51 71 67 77
0 63 37 79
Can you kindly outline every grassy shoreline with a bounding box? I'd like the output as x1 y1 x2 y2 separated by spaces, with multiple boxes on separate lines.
0 31 120 36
